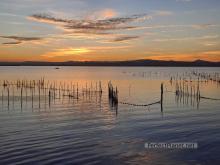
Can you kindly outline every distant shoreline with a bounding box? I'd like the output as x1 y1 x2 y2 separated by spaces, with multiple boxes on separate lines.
0 59 220 67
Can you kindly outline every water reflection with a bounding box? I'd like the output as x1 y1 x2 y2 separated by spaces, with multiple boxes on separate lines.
0 67 220 165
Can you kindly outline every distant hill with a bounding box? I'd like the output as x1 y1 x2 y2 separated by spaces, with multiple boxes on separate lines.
0 59 219 67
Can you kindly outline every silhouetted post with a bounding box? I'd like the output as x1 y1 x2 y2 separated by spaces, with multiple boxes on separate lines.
21 87 23 109
26 87 28 103
31 88 33 108
161 83 164 111
77 82 79 99
49 89 51 108
13 87 14 108
99 81 102 93
53 82 56 99
2 90 3 106
7 87 9 109
39 85 41 108
58 82 61 98
115 87 118 104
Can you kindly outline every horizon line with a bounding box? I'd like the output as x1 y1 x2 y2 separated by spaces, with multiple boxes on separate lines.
0 59 220 63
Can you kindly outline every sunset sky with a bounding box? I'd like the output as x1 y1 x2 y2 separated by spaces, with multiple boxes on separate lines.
0 0 220 62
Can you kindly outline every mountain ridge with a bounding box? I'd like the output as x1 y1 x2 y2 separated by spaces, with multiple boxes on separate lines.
0 59 219 67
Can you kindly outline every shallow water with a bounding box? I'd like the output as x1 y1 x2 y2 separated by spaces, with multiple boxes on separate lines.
0 66 220 165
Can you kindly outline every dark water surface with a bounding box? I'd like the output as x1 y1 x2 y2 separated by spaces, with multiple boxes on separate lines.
0 67 220 165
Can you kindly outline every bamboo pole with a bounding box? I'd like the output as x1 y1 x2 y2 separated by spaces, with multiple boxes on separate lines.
161 83 163 111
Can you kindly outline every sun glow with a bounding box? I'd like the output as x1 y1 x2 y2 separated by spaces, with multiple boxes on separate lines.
42 48 91 58
64 48 91 55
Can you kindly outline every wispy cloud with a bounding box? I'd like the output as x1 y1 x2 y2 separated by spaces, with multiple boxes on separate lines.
2 41 22 45
203 50 220 55
142 24 220 30
26 10 180 44
28 12 150 35
153 35 219 42
191 24 219 29
110 35 140 42
0 35 43 45
201 42 218 47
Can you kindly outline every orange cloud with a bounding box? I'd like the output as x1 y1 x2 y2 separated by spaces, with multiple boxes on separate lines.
88 9 118 20
101 9 117 18
202 51 220 55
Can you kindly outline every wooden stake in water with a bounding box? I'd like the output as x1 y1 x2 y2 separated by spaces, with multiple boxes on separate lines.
13 86 14 108
161 83 164 111
21 87 23 109
1 90 3 106
49 89 51 108
31 88 34 109
77 83 79 99
39 85 41 108
7 87 9 109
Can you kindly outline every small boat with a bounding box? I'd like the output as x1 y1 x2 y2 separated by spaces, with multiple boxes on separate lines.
55 67 60 69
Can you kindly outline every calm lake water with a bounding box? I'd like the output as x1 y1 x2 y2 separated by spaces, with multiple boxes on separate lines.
0 66 220 165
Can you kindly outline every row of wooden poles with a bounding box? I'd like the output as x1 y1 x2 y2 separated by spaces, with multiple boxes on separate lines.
3 73 212 111
170 70 220 99
0 78 103 109
170 71 220 85
2 79 103 96
175 78 201 99
174 79 201 108
169 73 201 106
169 70 220 107
192 71 220 84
